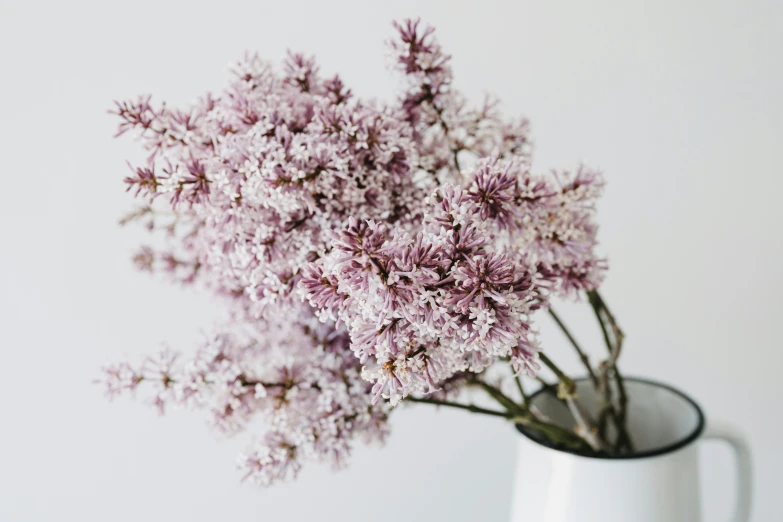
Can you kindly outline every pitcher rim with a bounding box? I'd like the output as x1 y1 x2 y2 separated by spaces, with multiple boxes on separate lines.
515 376 705 460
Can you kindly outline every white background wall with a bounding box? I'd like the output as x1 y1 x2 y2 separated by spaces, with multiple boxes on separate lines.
1 1 781 520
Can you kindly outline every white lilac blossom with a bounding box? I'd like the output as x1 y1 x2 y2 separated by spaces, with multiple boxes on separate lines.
103 19 619 485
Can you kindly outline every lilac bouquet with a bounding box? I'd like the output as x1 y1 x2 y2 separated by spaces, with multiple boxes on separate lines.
100 19 630 486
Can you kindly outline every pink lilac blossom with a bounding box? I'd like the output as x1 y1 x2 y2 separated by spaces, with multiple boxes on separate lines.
301 158 605 405
98 311 389 486
104 18 606 485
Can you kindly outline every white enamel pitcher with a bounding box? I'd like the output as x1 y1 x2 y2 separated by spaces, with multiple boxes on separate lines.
509 378 752 522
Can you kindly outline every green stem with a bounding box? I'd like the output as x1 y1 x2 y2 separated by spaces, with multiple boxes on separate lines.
548 308 599 386
538 353 576 398
539 350 604 450
512 414 592 451
587 292 614 362
588 290 624 361
470 380 527 416
411 379 593 451
586 289 634 453
535 375 556 393
406 397 510 418
514 372 529 407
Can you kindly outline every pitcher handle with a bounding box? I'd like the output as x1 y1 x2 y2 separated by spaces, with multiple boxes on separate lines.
702 418 753 522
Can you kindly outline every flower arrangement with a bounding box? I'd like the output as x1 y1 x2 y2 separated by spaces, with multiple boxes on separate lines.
100 18 632 486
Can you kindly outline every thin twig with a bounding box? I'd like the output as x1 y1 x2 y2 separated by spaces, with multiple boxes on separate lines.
514 373 529 407
588 290 624 364
538 353 575 398
535 375 556 392
538 353 605 451
470 380 526 416
587 293 614 368
586 289 634 453
512 414 592 451
565 397 608 452
406 397 510 418
469 378 595 451
548 308 599 385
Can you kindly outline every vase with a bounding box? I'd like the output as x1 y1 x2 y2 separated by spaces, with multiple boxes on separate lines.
509 377 752 522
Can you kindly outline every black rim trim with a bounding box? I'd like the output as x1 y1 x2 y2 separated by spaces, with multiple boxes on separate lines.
515 376 705 460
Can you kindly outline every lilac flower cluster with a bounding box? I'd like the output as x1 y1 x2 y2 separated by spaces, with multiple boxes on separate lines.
301 158 605 404
99 310 388 486
104 19 607 484
115 51 427 314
